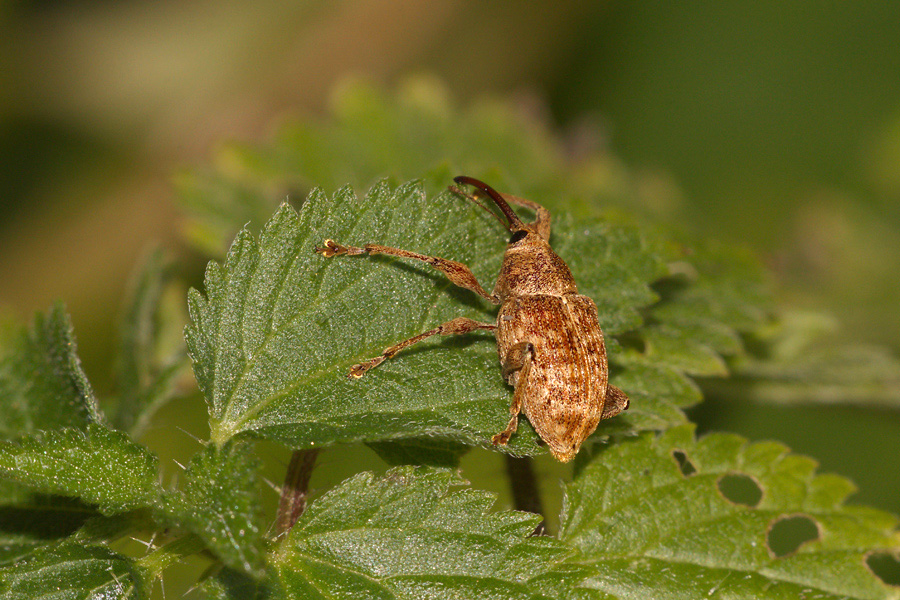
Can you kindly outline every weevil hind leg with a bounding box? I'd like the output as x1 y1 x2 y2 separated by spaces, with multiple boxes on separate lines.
492 341 533 446
601 384 629 420
348 317 496 378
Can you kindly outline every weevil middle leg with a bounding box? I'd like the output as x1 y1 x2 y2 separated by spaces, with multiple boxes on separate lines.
492 341 533 445
346 317 496 379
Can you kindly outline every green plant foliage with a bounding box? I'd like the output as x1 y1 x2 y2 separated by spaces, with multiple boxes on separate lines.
561 425 900 599
0 304 102 439
185 180 680 456
0 541 150 599
2 78 898 599
113 248 191 436
176 76 637 256
0 423 161 515
712 310 900 407
270 467 586 599
161 440 266 577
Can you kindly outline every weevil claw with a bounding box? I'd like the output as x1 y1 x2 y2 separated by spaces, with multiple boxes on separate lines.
315 239 346 257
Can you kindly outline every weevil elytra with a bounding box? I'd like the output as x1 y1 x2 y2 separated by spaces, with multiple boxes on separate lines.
315 177 629 462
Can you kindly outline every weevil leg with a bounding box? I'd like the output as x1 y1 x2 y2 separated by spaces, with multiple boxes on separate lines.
601 384 630 420
497 193 551 241
348 317 496 379
315 240 497 304
492 341 534 446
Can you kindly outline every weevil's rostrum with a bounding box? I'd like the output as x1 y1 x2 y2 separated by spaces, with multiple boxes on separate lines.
315 176 628 462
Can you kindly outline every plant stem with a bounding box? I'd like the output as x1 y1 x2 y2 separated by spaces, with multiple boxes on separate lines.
275 448 320 534
504 454 545 535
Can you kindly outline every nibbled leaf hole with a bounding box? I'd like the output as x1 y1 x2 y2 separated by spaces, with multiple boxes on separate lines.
671 450 696 476
866 551 900 586
766 514 820 558
717 473 762 507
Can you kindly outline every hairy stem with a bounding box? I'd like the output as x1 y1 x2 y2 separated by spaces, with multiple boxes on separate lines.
275 449 320 534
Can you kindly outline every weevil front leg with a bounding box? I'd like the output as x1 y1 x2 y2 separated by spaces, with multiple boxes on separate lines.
315 239 496 303
348 317 496 378
492 341 533 446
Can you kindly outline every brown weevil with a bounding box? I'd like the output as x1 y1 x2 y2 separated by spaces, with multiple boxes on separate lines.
315 176 629 462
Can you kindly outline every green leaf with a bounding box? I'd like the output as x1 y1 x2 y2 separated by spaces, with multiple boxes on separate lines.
112 247 191 436
0 423 161 515
176 76 644 256
161 440 265 577
366 437 471 468
711 310 900 406
0 304 102 439
186 180 675 456
271 466 578 599
560 425 900 599
0 497 95 567
0 541 150 599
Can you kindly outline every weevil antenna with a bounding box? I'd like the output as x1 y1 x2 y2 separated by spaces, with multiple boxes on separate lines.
449 184 509 230
454 176 526 231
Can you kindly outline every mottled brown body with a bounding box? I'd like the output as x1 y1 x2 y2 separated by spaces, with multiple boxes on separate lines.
315 176 628 462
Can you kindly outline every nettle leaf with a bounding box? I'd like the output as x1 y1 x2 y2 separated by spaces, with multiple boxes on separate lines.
711 310 900 407
113 247 191 436
366 437 472 468
0 498 96 567
0 423 161 515
176 76 640 256
560 425 900 600
186 180 675 456
0 304 102 439
271 467 577 599
0 541 150 599
162 440 265 576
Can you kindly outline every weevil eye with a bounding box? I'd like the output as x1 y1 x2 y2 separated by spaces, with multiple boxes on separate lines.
509 230 529 244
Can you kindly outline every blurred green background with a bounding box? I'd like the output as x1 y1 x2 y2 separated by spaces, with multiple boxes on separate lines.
1 0 898 518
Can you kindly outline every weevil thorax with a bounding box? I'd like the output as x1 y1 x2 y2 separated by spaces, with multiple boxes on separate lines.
493 228 578 301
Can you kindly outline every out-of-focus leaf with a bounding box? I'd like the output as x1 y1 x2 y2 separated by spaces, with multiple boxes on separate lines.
112 248 191 436
710 310 900 406
176 76 640 256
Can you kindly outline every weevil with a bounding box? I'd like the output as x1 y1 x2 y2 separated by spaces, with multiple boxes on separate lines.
315 176 629 462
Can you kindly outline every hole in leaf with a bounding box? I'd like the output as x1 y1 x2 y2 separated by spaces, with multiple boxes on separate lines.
671 450 696 476
767 514 820 558
867 551 900 586
717 473 763 507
